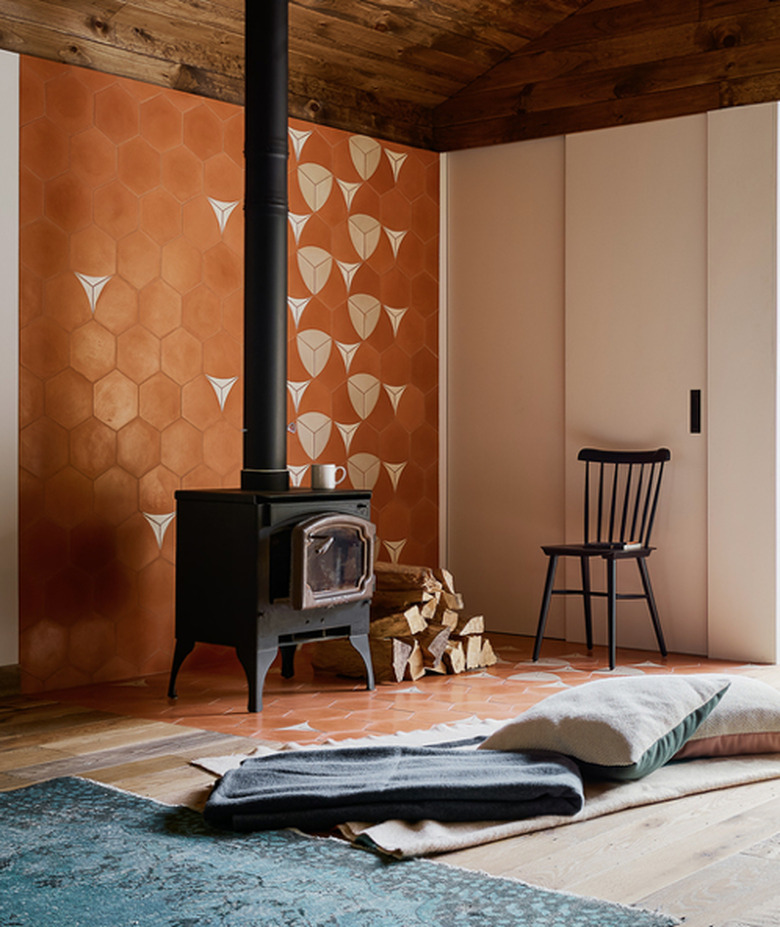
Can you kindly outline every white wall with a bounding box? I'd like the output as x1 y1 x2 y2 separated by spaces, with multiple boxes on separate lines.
445 137 566 636
446 104 780 662
0 50 18 666
708 104 780 663
565 117 709 655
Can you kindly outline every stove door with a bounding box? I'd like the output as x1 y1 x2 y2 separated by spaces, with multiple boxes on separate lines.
291 513 375 610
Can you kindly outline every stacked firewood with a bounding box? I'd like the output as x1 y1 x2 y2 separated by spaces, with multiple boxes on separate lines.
307 562 498 683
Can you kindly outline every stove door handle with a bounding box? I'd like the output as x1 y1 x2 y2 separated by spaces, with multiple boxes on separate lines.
311 535 334 556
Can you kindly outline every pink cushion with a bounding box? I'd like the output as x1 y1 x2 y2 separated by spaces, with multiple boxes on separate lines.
673 676 780 759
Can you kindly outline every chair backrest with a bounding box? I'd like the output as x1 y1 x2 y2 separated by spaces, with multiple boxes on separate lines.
578 448 671 548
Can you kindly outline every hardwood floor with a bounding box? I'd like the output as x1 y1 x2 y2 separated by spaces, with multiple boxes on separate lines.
3 635 780 927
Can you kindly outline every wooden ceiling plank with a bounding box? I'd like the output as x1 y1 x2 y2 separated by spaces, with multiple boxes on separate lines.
435 4 780 127
289 7 489 87
291 34 463 104
434 81 721 149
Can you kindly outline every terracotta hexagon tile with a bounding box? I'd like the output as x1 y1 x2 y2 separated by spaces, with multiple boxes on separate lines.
19 617 69 683
161 146 203 202
222 289 243 341
94 180 139 239
181 377 222 430
68 615 116 675
203 242 242 295
94 369 139 430
21 116 69 179
71 226 117 276
117 324 161 384
183 105 223 161
44 466 93 528
138 371 181 430
160 328 202 384
70 418 117 479
160 418 203 474
70 517 116 573
94 276 140 335
19 520 70 592
137 557 174 618
181 462 221 490
181 285 220 340
20 417 69 481
20 218 69 278
70 127 117 186
20 166 43 226
202 330 241 376
140 188 182 244
70 320 116 382
204 151 243 201
20 265 43 327
45 72 93 134
118 136 161 195
43 273 91 332
182 197 222 251
139 464 179 512
139 278 182 337
44 565 93 626
95 84 139 144
161 236 202 293
21 316 69 379
93 466 138 526
94 560 138 620
223 112 244 165
44 368 93 429
20 366 44 430
19 63 45 123
140 95 183 151
19 470 45 529
44 173 92 233
117 229 161 289
117 417 161 478
203 420 241 475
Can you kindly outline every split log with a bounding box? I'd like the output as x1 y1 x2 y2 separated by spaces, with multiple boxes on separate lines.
480 638 498 668
308 637 412 683
465 635 484 669
417 623 451 665
369 605 427 638
442 640 466 674
434 567 457 595
437 608 459 630
374 562 442 594
403 640 426 681
455 614 485 637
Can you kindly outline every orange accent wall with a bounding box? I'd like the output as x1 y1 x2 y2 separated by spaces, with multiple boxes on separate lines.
18 57 439 692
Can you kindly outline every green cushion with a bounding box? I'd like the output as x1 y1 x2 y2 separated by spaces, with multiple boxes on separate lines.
479 674 731 781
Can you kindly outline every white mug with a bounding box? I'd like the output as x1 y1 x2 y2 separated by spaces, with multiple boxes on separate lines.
311 463 346 490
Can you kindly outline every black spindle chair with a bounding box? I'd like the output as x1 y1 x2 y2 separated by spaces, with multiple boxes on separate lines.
532 447 671 670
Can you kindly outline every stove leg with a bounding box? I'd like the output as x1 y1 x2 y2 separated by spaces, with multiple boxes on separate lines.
349 632 375 691
236 640 278 712
280 643 296 678
167 638 195 698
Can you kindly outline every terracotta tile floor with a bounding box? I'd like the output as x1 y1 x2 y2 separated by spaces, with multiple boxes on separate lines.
40 634 761 746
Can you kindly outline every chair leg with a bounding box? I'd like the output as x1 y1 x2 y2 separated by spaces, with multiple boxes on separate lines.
637 558 668 657
533 555 559 661
606 558 617 670
580 556 593 651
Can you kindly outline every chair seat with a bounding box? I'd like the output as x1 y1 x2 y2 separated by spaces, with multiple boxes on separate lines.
541 543 652 559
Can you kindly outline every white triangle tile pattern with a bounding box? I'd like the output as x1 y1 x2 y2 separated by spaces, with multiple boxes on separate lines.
282 123 438 568
205 375 238 411
75 272 111 312
143 512 176 549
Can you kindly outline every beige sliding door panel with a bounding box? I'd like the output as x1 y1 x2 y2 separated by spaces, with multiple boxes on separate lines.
565 116 709 656
445 137 566 636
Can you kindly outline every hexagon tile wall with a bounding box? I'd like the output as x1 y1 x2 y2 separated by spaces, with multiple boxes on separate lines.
18 56 439 693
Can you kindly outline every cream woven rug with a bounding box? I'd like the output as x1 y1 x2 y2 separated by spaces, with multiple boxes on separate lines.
193 718 780 859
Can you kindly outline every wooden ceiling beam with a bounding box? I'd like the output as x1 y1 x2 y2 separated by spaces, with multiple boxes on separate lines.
433 0 780 150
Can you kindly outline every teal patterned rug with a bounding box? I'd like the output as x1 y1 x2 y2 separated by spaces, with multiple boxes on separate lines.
0 777 678 926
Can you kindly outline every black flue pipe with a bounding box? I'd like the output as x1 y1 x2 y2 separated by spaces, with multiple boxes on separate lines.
241 0 290 491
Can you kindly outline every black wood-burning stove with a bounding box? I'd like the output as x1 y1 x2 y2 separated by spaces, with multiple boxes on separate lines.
167 0 376 711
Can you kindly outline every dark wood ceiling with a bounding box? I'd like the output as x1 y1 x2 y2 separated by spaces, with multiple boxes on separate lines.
2 0 780 151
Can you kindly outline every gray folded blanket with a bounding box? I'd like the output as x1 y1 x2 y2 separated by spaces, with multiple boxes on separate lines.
203 744 584 832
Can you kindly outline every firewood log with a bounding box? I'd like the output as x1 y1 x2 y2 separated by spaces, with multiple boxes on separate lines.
455 614 485 636
465 635 484 669
417 623 451 664
374 562 442 594
369 605 427 638
307 637 412 683
442 640 466 674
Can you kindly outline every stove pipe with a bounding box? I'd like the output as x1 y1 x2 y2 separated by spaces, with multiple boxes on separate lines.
241 0 290 491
